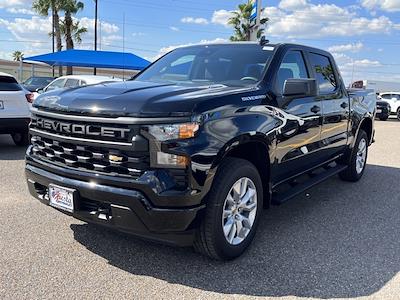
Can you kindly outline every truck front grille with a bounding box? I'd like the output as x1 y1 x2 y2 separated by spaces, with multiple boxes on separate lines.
30 135 149 178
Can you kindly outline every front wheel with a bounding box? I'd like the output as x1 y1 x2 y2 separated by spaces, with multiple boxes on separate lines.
194 157 263 260
397 108 400 121
11 132 29 146
339 130 368 182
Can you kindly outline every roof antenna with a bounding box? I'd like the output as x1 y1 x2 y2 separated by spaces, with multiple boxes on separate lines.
259 36 269 46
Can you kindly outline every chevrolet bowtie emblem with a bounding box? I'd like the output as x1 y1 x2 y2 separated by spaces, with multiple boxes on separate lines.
109 154 124 162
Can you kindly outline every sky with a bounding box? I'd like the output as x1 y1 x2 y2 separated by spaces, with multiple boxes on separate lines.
1 0 400 84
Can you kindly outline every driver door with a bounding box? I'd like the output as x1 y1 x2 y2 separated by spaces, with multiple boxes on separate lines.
271 50 323 183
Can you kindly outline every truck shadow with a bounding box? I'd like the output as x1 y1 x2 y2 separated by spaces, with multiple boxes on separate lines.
0 135 27 160
71 164 400 298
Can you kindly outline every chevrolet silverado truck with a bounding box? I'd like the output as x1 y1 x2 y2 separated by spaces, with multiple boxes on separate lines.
26 42 375 260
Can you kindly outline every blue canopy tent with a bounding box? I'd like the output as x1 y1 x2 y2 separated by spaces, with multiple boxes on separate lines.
24 49 150 70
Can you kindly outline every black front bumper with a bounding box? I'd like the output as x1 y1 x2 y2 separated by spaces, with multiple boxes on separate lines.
0 118 30 134
26 163 204 247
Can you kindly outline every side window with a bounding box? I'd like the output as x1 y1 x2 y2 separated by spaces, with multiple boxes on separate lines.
64 79 79 88
381 94 392 100
277 51 308 93
309 53 337 94
46 79 65 91
79 80 87 86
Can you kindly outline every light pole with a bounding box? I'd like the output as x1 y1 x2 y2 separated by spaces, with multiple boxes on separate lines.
249 0 262 41
94 0 98 75
52 10 55 77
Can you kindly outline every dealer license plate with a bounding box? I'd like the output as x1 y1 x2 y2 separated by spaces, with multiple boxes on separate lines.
49 184 75 212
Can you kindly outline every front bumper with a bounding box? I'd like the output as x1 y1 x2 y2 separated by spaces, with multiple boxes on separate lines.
26 163 204 246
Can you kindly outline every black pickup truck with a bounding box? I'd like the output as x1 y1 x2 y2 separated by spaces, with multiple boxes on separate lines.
26 42 375 260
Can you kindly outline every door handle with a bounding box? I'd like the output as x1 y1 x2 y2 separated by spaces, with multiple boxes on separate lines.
340 102 349 109
310 105 321 113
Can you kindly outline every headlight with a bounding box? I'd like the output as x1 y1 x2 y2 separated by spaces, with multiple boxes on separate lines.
148 123 199 141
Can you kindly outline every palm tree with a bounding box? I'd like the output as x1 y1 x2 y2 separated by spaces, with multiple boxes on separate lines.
60 20 87 47
61 0 85 75
32 0 64 75
12 51 24 62
228 2 268 41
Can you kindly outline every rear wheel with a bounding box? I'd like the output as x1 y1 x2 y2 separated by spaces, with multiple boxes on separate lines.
397 108 400 121
379 115 388 121
339 130 368 182
194 157 263 260
11 132 29 146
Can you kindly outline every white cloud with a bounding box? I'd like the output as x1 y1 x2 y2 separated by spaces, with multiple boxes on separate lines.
328 42 364 53
169 26 179 31
348 59 382 68
279 0 308 10
181 17 209 25
211 10 232 27
0 15 122 58
260 3 400 38
132 32 145 37
6 7 34 15
212 3 400 39
361 0 400 12
0 0 31 8
153 38 226 61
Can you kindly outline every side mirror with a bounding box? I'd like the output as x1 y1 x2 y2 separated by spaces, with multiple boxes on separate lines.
36 88 44 93
283 78 318 98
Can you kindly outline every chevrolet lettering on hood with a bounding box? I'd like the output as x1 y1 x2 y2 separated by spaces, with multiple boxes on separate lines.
31 117 130 139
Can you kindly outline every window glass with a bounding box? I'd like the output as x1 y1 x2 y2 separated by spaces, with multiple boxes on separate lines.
46 78 65 91
277 51 308 93
136 45 274 87
79 80 87 86
64 79 80 88
381 94 392 99
309 53 337 94
0 76 22 91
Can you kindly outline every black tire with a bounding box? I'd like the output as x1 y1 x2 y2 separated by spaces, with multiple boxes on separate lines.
11 132 29 146
397 108 400 121
379 116 388 121
339 130 368 182
194 157 263 260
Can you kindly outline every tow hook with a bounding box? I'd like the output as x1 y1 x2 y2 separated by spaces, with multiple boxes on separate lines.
90 208 112 221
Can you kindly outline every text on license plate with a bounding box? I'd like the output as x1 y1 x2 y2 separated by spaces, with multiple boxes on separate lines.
49 184 74 212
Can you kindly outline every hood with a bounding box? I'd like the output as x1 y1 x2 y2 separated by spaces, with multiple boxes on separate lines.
33 80 255 117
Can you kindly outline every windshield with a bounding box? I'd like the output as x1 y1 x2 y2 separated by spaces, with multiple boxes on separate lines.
24 77 54 85
136 44 274 87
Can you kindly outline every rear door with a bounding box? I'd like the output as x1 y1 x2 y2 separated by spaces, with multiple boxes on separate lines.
308 52 349 157
0 75 30 118
272 50 323 182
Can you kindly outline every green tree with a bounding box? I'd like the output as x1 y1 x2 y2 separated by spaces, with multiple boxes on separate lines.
61 0 85 75
12 51 24 62
60 20 87 46
32 0 63 75
228 2 268 41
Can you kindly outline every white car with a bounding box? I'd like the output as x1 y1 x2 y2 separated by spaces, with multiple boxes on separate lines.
0 72 33 146
378 92 400 120
34 75 122 99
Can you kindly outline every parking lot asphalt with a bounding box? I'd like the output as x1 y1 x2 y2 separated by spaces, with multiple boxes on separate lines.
0 119 399 300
